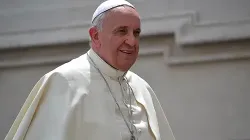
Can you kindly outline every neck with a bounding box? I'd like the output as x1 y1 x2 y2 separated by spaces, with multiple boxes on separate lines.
91 47 128 72
87 48 127 80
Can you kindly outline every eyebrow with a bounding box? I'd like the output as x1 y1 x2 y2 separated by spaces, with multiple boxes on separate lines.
112 26 127 32
112 26 141 33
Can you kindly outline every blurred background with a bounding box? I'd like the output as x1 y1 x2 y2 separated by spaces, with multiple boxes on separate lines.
1 0 250 140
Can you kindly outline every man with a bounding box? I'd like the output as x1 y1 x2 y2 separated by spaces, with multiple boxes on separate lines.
5 0 175 140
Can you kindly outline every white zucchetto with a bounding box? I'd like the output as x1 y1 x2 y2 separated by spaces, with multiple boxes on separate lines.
92 0 135 23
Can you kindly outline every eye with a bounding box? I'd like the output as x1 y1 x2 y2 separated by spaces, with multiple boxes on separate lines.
118 28 127 34
134 30 141 37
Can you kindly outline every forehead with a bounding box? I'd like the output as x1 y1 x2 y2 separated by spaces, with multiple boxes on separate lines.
102 6 141 29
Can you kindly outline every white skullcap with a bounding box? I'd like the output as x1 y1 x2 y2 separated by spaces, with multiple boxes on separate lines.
91 0 135 23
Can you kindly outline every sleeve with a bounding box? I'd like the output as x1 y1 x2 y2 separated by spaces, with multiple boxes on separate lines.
5 72 75 140
147 86 176 140
24 73 73 140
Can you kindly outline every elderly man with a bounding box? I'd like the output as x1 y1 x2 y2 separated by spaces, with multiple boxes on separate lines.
4 0 175 140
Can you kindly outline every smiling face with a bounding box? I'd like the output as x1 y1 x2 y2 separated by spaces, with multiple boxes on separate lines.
89 6 141 71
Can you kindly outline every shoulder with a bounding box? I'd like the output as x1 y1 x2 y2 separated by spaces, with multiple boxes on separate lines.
46 53 90 80
126 71 152 90
126 71 157 106
36 53 92 91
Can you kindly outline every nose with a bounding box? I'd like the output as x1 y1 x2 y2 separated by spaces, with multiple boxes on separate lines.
125 32 136 47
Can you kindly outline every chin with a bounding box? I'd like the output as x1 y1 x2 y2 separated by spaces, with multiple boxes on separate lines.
117 63 134 71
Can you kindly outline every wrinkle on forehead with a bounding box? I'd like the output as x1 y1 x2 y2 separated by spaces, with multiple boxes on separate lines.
98 5 141 35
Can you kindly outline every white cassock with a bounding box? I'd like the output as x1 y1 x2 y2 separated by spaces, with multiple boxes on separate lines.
4 49 175 140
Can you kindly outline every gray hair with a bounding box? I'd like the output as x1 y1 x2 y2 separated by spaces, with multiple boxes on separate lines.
91 12 106 31
89 6 131 45
89 12 106 46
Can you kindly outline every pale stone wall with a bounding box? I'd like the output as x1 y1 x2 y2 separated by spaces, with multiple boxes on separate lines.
1 0 250 139
1 0 250 48
132 38 250 140
1 36 250 140
0 65 58 138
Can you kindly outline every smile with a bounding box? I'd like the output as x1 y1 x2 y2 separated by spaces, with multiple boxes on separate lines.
120 50 133 54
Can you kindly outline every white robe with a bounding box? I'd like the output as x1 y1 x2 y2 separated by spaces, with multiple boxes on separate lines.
4 49 175 140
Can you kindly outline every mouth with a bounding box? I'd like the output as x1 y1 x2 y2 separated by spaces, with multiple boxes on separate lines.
120 50 133 54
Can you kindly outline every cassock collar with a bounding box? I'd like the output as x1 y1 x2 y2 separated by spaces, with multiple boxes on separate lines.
87 48 127 80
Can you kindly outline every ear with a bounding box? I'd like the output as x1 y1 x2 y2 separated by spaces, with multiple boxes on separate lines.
89 27 101 49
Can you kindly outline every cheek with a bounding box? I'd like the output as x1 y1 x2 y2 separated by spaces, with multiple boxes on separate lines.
111 39 124 51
